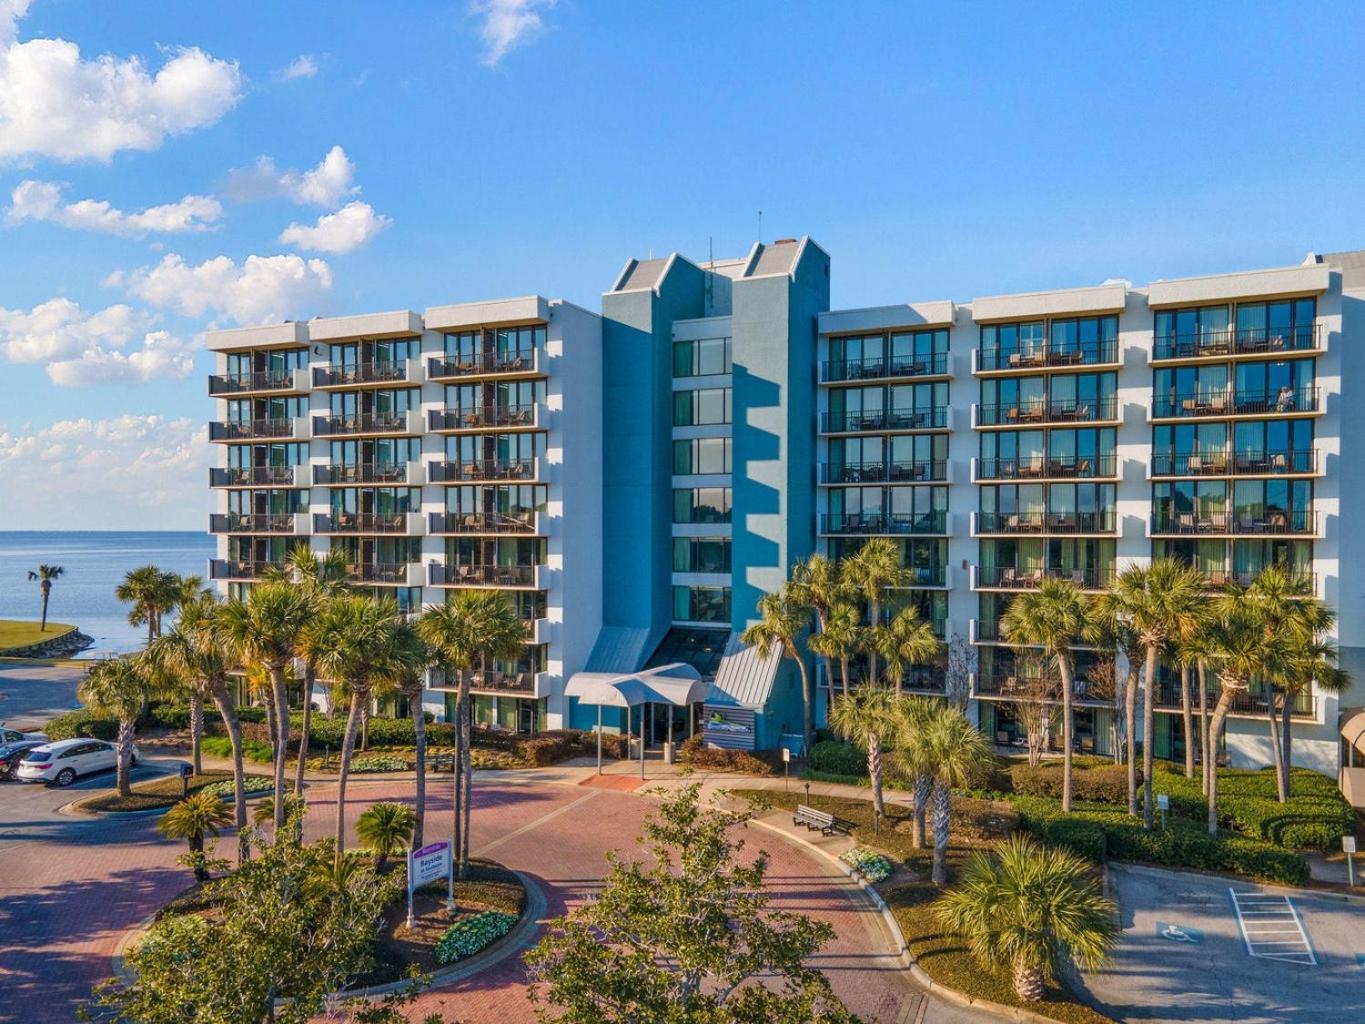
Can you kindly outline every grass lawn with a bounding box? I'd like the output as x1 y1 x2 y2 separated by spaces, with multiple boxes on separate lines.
0 618 75 651
75 769 271 813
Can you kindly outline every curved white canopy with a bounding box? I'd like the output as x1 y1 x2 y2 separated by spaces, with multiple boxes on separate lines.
564 662 707 708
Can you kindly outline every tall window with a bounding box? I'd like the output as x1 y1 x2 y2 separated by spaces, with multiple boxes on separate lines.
673 337 731 377
673 388 732 426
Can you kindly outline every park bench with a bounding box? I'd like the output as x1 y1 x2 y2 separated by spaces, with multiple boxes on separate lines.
792 804 851 836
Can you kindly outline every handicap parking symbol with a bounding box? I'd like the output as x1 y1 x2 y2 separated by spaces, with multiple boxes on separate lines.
1156 921 1203 945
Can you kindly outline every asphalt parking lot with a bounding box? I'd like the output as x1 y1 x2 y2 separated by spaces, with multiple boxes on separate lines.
1084 863 1365 1023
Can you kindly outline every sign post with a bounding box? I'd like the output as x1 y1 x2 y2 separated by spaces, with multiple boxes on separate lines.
782 746 790 792
179 762 193 798
1157 793 1169 831
1345 835 1357 887
406 840 454 929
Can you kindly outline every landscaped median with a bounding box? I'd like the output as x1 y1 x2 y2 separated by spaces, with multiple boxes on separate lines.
71 770 272 814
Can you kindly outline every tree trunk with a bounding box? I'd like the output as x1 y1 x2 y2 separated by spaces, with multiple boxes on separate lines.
1142 644 1158 829
840 656 850 697
1180 663 1195 778
410 685 427 849
209 684 249 865
360 700 371 753
452 675 464 880
912 774 931 849
269 665 290 828
1012 959 1045 1003
334 689 363 862
263 695 277 761
460 686 473 878
1267 694 1287 803
1057 653 1074 814
1125 660 1139 817
39 584 50 631
930 780 950 885
189 692 204 775
294 664 315 796
868 598 880 684
190 833 207 882
795 650 815 749
1281 696 1294 800
116 718 134 798
1198 661 1210 797
867 732 885 822
1207 689 1237 836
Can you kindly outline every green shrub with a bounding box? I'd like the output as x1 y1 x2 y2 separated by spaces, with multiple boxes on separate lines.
807 740 867 778
201 776 273 799
677 735 778 776
147 703 191 729
840 847 893 882
44 708 118 741
434 910 517 964
350 755 409 773
200 735 273 764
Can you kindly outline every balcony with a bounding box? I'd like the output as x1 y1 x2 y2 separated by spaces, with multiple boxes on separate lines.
209 465 301 488
974 340 1119 374
819 406 948 434
208 369 301 396
820 353 949 383
1152 680 1314 719
1191 568 1316 592
1150 449 1317 478
208 512 300 534
428 510 537 535
973 565 1114 590
428 563 538 588
312 361 412 388
818 459 946 484
820 510 948 536
1149 509 1317 537
1151 324 1321 363
972 510 1115 536
207 559 284 581
469 669 538 695
430 458 538 483
972 454 1118 482
312 511 416 534
974 670 1110 704
313 462 423 486
208 418 300 442
428 404 538 431
974 396 1118 428
427 346 537 379
1150 386 1319 420
347 562 422 586
313 410 420 437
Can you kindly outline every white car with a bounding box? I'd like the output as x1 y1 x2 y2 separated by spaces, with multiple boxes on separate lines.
16 738 137 786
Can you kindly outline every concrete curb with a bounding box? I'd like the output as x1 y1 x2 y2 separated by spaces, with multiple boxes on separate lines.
749 817 1088 1024
1111 860 1365 907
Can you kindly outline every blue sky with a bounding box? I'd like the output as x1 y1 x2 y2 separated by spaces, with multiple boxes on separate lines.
1 0 1364 529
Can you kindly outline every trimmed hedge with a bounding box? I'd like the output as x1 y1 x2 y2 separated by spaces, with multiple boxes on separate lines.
434 910 517 964
678 735 779 776
200 735 273 764
807 740 868 778
43 708 118 741
1011 760 1141 804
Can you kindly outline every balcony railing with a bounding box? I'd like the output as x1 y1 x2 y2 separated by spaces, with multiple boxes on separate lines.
1152 386 1319 419
347 562 413 584
312 512 408 534
428 404 537 430
313 463 409 485
1150 449 1316 477
975 671 1109 703
819 511 947 535
820 353 948 383
819 459 946 484
1152 680 1314 719
975 565 1114 590
1152 324 1320 361
975 340 1119 372
208 370 296 395
975 396 1118 426
210 465 297 487
312 362 409 387
975 455 1117 480
208 559 285 581
428 511 536 534
1150 509 1317 535
820 407 948 433
209 512 295 534
974 510 1115 535
427 347 536 379
313 412 411 436
469 669 537 695
430 458 536 482
428 563 537 587
1190 568 1316 591
208 418 295 441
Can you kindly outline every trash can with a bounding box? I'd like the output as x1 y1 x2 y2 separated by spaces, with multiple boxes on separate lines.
663 741 675 765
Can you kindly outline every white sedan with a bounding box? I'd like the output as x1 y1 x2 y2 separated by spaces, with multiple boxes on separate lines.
16 738 137 786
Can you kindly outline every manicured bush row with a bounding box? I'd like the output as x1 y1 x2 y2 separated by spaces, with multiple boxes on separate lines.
677 735 779 776
1010 761 1141 804
350 755 409 773
434 910 517 964
840 847 893 882
807 740 868 778
201 776 273 799
43 708 118 741
201 735 273 764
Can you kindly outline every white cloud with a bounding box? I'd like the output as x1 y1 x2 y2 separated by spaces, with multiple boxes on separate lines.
47 330 196 386
7 179 222 235
278 200 390 254
125 252 332 325
275 54 318 81
0 3 241 162
225 144 357 208
0 413 210 529
472 0 554 66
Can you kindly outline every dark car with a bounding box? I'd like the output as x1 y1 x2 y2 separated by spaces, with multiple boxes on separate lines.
0 740 45 780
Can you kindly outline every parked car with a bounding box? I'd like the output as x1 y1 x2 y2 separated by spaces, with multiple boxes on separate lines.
0 725 48 744
16 739 138 786
0 740 45 780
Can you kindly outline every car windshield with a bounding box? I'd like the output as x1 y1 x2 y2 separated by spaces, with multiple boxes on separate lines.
22 750 52 763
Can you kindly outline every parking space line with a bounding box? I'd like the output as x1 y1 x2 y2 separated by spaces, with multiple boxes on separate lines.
1229 889 1316 965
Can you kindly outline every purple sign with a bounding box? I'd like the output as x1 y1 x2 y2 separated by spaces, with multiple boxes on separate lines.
410 840 452 888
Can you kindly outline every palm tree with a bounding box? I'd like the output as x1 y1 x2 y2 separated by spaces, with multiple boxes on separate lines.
385 623 433 847
841 538 911 684
1275 634 1348 800
216 582 312 828
935 835 1117 1003
357 801 416 872
1106 560 1206 828
145 619 213 775
419 591 524 876
873 603 942 694
1001 578 1089 813
27 564 64 631
742 584 815 748
306 595 402 863
806 600 860 697
116 565 180 647
158 791 235 882
790 554 848 697
827 686 900 823
1088 599 1146 814
888 696 939 849
77 657 154 798
923 704 993 885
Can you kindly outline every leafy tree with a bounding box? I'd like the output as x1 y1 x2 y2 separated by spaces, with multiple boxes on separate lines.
790 554 850 698
935 835 1116 1003
1001 578 1089 812
116 564 181 647
525 784 855 1024
77 657 155 797
357 801 417 872
742 584 816 748
158 791 235 882
887 696 938 849
827 686 899 823
807 599 860 698
923 704 993 885
840 538 911 684
871 603 941 694
27 563 64 631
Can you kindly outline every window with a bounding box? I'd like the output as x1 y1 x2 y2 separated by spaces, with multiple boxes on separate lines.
672 537 732 573
673 437 732 474
672 585 731 624
673 487 731 524
673 337 731 377
673 387 732 426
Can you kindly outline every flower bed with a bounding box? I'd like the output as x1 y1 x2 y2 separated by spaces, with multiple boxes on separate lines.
202 775 274 799
350 755 409 773
433 910 518 965
840 847 892 882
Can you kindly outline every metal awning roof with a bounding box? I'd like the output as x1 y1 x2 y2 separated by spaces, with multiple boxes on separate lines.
564 662 707 708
